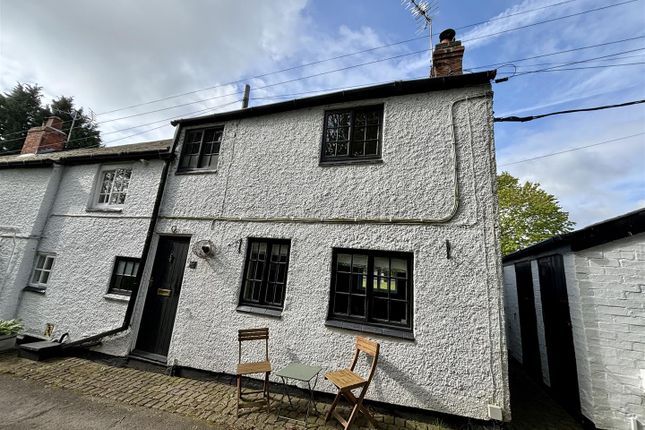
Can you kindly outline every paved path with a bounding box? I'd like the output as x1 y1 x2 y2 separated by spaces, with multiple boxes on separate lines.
0 374 218 430
0 352 583 429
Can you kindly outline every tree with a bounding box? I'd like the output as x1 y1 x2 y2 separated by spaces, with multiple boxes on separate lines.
0 83 101 153
497 171 575 256
50 96 100 150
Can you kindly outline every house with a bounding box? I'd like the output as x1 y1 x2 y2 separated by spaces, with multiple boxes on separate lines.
0 116 171 351
2 33 510 422
122 38 509 420
502 209 645 430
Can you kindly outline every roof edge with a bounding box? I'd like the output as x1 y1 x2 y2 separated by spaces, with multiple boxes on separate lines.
503 208 645 262
172 71 496 127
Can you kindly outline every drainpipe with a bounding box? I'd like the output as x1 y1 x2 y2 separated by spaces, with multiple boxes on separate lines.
64 130 179 350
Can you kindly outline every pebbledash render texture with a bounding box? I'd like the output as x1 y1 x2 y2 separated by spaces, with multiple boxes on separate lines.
0 140 171 338
119 72 511 421
503 210 645 430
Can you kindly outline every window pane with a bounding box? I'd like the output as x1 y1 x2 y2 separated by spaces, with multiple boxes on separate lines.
364 140 378 155
36 255 46 269
333 294 348 315
350 296 365 317
44 257 54 270
337 254 351 272
336 272 350 293
352 255 367 273
372 297 388 320
116 260 126 275
390 301 407 324
40 270 50 284
350 139 364 157
32 269 42 284
391 258 407 278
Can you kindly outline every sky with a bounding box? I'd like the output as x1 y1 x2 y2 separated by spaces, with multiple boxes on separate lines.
1 0 644 227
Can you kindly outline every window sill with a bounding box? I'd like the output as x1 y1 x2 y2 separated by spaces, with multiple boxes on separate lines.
175 169 218 176
103 293 130 302
325 319 414 341
24 286 46 294
236 305 282 319
319 158 383 167
86 207 124 213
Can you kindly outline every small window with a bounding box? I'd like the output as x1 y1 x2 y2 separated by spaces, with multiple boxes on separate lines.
328 249 413 331
239 238 291 310
30 253 56 288
320 105 383 164
94 166 132 207
178 126 223 171
108 257 140 296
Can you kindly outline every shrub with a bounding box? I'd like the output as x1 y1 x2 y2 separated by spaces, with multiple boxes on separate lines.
0 319 23 336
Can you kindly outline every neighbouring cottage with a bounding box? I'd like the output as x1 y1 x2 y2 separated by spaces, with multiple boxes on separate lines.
2 34 510 422
0 117 171 347
503 209 645 430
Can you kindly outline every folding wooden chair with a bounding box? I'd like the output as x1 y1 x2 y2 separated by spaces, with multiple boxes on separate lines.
324 336 380 429
236 328 271 417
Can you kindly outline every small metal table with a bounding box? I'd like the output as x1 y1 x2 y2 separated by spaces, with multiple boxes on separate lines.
274 363 322 428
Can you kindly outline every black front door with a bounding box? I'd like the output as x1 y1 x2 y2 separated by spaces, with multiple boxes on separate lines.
135 236 190 358
515 261 542 379
538 254 580 413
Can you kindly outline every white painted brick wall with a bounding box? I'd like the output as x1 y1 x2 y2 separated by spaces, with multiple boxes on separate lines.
572 234 645 430
563 252 595 422
127 85 510 421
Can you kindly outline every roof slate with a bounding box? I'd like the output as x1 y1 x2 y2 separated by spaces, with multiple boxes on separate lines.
0 139 172 168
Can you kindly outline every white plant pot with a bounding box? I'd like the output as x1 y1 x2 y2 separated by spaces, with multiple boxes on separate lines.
0 334 17 351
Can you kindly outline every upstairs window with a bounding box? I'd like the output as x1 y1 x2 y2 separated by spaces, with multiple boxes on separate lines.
239 238 291 310
107 257 140 296
95 166 132 207
320 105 383 164
327 248 413 332
178 126 223 171
30 253 56 288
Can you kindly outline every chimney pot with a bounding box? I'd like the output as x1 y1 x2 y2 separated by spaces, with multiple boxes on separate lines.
439 28 456 44
20 116 67 154
432 28 465 77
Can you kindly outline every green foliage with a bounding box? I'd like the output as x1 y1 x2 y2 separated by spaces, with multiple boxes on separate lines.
497 171 575 256
0 319 23 336
0 83 101 153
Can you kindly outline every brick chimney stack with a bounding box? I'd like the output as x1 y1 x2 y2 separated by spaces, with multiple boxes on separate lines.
431 28 465 77
21 116 67 154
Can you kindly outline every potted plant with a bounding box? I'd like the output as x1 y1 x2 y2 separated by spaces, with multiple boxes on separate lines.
0 319 23 351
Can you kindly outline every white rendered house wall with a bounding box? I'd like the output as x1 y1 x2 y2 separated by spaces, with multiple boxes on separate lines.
14 160 165 344
129 85 510 420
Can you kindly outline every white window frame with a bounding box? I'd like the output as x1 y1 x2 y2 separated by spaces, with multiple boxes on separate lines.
91 164 133 210
29 253 56 288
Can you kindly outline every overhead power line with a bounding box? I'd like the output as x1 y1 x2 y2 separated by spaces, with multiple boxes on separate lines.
495 99 645 122
499 132 645 166
95 0 585 117
0 0 638 144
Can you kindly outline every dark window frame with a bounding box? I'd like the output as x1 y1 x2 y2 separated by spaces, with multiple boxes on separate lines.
238 238 291 311
327 248 413 332
107 256 141 296
177 126 224 172
319 105 384 165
